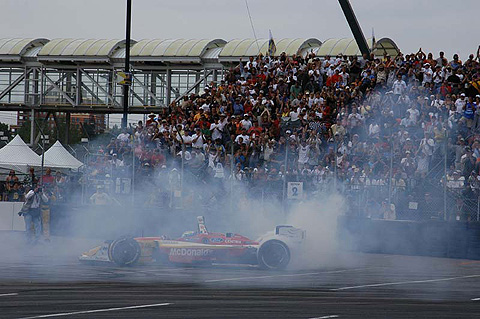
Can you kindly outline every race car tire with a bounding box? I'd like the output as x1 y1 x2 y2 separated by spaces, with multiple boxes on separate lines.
257 239 290 270
109 237 141 266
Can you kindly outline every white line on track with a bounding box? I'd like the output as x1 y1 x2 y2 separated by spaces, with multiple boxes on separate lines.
309 315 339 319
331 274 480 291
0 293 18 297
472 298 480 301
204 268 369 283
16 303 173 319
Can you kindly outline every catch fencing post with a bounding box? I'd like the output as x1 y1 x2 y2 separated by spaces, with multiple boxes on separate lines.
282 138 289 213
180 139 185 209
230 142 234 214
388 140 393 206
477 195 480 222
443 129 448 221
334 140 337 191
131 142 135 206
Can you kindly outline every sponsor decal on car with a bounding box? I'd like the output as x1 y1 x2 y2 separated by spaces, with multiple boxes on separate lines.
169 248 213 256
209 237 224 243
225 239 242 244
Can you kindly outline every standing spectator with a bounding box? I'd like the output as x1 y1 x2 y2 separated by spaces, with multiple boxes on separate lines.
21 186 48 244
6 170 19 200
42 168 55 191
23 167 38 190
455 93 467 113
382 200 396 220
393 74 407 96
90 185 112 205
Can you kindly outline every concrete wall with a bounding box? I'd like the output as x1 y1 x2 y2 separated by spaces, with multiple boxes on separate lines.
338 216 480 260
0 202 25 231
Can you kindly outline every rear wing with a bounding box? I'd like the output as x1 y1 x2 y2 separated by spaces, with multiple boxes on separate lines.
197 216 208 234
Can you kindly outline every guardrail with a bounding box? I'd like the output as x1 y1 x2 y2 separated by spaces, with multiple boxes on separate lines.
337 216 480 260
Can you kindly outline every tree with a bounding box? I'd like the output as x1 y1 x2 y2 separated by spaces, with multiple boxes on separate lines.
0 122 12 139
17 120 31 142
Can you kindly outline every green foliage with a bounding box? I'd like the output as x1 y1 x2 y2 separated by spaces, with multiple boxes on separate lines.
0 122 12 139
17 120 31 142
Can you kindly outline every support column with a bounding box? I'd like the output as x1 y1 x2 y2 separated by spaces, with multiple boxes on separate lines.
24 67 30 105
213 69 218 85
150 73 157 106
195 71 200 95
66 72 73 101
166 69 172 106
75 68 82 106
32 68 39 105
107 70 114 106
30 109 35 146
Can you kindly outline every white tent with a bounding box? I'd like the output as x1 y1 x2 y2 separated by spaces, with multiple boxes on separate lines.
44 140 83 170
0 135 43 173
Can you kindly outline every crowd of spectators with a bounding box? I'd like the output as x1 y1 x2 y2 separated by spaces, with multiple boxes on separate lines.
1 168 69 203
83 47 480 221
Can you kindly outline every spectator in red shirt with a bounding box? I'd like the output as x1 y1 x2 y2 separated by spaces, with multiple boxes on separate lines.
326 69 342 87
42 168 55 189
248 121 263 137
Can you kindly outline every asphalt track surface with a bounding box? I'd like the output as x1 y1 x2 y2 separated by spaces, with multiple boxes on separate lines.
1 234 480 318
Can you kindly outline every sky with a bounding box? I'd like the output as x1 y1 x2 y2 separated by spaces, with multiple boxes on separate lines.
0 0 478 126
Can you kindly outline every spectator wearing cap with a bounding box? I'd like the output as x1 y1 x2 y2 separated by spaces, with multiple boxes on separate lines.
146 113 157 127
454 92 467 114
240 114 252 130
421 63 433 86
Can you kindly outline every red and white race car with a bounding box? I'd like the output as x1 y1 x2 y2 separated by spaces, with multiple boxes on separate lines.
79 216 305 270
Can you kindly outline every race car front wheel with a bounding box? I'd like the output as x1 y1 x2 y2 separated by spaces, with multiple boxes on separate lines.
109 237 141 266
257 240 290 270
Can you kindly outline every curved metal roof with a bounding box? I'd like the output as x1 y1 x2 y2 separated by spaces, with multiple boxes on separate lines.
218 38 322 61
129 39 226 63
37 39 129 62
0 38 49 61
315 37 399 57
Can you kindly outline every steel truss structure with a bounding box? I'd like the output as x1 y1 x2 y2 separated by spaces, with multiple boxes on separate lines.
0 37 398 144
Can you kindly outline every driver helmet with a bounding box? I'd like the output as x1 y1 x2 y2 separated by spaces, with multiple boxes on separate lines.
181 231 196 238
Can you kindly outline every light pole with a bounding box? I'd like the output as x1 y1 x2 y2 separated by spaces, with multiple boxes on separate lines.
122 0 132 129
34 119 48 185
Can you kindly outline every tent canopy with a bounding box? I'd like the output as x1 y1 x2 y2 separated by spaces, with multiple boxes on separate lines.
44 141 83 170
0 135 43 172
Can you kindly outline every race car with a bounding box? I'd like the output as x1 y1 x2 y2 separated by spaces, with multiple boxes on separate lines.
79 216 305 270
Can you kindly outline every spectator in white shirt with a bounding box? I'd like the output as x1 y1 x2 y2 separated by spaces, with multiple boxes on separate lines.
191 128 204 149
392 75 407 96
421 63 433 86
117 129 130 142
455 93 467 113
240 114 252 130
210 118 224 141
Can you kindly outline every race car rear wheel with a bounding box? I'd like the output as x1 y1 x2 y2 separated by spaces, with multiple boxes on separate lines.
109 237 141 266
257 240 290 270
